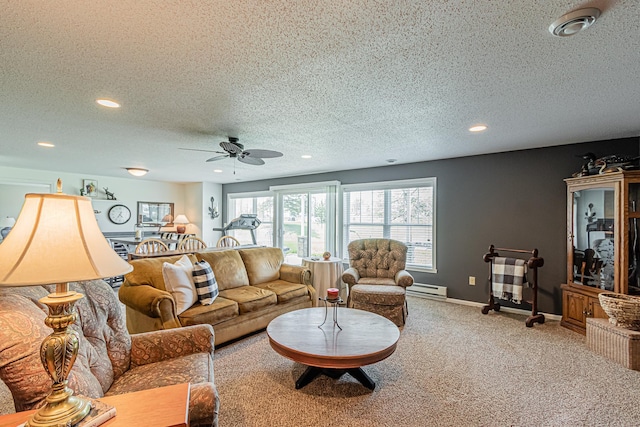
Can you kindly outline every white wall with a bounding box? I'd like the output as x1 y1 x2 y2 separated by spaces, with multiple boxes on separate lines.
201 181 224 246
0 166 222 238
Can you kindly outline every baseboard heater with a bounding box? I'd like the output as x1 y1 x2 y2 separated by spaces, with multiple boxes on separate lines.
406 283 447 300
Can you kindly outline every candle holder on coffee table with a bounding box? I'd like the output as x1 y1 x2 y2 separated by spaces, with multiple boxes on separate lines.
318 297 345 330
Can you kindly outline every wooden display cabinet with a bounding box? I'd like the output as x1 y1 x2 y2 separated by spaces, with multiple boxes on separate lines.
562 171 640 334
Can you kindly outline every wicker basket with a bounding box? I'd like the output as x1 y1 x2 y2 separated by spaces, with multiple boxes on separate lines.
599 292 640 331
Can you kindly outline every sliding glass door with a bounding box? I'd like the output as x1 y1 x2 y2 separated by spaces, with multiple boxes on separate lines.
272 182 338 264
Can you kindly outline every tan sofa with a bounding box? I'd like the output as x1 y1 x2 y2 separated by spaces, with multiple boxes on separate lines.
119 247 315 345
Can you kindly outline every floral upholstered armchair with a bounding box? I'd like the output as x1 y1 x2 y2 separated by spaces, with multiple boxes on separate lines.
342 238 414 326
0 280 219 426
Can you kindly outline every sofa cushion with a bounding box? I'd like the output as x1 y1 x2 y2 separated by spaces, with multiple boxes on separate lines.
192 260 218 305
351 284 406 306
238 247 284 285
253 280 309 303
357 277 397 286
178 297 239 327
218 286 277 314
196 250 249 291
127 254 199 292
162 255 198 314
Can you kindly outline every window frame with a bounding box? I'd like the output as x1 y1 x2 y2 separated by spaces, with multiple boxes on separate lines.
340 177 437 273
226 191 275 247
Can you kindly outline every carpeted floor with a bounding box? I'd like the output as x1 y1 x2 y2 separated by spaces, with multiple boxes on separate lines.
212 297 640 426
3 297 640 426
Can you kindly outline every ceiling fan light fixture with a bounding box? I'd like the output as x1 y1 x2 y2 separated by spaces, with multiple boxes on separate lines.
126 167 148 177
549 8 601 37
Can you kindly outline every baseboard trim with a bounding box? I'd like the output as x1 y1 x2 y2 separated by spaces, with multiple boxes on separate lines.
431 297 562 322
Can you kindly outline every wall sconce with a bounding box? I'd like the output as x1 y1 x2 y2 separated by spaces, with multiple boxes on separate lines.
209 197 219 219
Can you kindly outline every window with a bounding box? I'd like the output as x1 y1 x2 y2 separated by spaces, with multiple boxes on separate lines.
227 192 274 246
270 181 339 264
342 178 436 272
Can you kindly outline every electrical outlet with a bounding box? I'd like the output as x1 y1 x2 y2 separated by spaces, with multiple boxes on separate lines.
469 276 476 286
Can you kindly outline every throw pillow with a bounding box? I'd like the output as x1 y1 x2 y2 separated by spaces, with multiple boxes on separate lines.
162 255 198 314
192 260 218 305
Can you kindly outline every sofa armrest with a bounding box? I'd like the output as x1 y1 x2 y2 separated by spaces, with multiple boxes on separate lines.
118 283 181 330
130 324 215 367
280 264 312 287
342 267 360 286
395 269 414 288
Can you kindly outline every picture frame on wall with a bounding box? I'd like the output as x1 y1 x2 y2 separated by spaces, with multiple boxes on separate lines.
83 179 98 197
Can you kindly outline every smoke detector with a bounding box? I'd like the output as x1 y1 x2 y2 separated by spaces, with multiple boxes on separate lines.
549 7 601 37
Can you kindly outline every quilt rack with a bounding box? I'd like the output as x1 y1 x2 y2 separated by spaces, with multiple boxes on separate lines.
481 244 545 327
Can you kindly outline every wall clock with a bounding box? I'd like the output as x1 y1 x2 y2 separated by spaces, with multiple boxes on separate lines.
108 204 131 225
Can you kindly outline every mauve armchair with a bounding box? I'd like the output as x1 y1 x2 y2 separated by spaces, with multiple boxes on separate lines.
0 280 219 426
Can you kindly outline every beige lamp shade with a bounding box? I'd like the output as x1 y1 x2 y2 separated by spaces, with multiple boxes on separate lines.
0 192 133 286
174 214 189 224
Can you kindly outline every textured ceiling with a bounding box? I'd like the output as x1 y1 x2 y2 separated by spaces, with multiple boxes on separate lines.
1 1 639 184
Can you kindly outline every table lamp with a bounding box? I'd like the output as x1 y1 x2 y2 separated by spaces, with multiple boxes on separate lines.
0 179 133 427
174 214 189 234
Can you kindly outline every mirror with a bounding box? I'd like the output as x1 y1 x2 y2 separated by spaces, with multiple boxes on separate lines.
136 201 174 227
571 188 615 290
0 181 52 242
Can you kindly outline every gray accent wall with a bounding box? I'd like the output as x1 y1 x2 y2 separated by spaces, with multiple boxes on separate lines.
223 137 639 314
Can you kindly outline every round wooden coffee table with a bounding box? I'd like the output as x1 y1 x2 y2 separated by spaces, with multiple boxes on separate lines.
267 307 400 390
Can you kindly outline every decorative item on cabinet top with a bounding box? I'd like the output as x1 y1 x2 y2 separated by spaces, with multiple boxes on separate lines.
573 153 640 177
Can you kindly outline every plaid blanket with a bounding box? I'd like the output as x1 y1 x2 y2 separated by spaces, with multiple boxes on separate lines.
492 257 528 304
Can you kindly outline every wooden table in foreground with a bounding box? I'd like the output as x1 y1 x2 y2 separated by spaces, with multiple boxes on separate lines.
0 383 190 427
267 307 400 390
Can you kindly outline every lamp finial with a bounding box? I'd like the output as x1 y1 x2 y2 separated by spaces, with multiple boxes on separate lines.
56 178 62 193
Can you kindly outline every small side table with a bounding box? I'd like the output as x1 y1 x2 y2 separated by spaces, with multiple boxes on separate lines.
302 257 346 306
0 383 190 427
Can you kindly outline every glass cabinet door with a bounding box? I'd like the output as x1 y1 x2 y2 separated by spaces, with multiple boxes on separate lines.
570 187 615 290
629 183 640 294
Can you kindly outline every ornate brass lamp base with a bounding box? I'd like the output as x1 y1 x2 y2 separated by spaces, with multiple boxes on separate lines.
27 284 91 427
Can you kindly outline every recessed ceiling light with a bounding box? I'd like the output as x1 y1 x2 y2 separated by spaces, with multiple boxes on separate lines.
386 159 397 163
469 125 487 132
96 99 120 108
125 168 148 177
213 169 223 173
301 155 312 159
37 141 55 148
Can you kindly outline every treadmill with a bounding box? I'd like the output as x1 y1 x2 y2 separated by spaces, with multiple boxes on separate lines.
213 214 262 244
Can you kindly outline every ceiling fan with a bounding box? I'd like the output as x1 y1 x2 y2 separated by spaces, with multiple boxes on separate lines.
180 137 283 166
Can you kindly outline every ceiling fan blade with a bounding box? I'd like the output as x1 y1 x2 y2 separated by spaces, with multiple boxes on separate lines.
238 155 265 165
179 148 226 154
220 141 243 154
242 149 283 159
206 155 230 162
